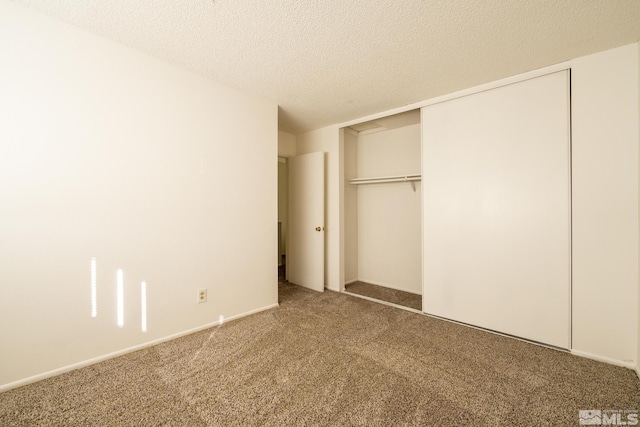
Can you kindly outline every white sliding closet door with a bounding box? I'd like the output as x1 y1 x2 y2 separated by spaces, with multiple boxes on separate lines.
422 71 570 349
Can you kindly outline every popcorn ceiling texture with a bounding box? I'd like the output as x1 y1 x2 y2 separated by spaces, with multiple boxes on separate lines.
10 0 640 133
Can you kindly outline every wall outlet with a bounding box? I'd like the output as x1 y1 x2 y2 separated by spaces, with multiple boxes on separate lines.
197 288 207 303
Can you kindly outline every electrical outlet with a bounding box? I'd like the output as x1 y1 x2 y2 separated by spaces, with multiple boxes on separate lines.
197 288 207 303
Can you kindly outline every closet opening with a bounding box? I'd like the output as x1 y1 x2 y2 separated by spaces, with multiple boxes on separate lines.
342 109 422 312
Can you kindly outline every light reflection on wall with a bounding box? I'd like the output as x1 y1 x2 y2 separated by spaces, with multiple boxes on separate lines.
89 260 151 331
141 281 147 332
116 269 124 327
90 257 97 318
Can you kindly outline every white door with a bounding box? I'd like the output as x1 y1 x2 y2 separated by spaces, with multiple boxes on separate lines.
287 152 325 292
422 70 571 349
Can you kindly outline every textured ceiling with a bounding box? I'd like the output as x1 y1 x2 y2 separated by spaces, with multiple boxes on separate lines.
10 0 640 134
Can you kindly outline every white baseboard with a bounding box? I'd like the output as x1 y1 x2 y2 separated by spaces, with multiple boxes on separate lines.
341 279 358 292
0 302 279 393
570 349 636 370
355 278 421 296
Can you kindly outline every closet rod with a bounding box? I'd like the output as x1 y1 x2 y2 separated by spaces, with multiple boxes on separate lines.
349 174 421 185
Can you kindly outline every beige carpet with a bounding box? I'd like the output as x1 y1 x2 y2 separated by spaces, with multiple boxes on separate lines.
1 280 638 426
345 280 422 311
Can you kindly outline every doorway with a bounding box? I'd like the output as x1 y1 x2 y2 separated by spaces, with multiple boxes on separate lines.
277 151 326 292
278 157 288 282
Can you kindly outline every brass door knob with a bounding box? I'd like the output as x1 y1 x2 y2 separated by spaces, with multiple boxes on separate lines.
315 227 322 232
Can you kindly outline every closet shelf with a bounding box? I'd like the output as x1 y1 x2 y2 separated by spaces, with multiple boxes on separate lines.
349 174 421 184
349 174 421 191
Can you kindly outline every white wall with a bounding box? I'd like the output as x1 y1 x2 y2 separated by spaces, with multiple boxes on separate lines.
278 131 297 158
297 126 341 291
355 125 422 294
571 43 639 367
343 129 359 283
0 1 278 390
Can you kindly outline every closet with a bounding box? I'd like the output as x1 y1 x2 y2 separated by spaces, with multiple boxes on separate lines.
343 110 422 310
341 70 571 349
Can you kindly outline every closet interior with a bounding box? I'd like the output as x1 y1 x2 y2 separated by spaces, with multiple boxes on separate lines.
343 109 422 311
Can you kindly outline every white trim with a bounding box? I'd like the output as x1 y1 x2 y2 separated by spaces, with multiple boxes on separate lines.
343 291 422 314
566 68 573 352
0 302 279 393
355 278 422 296
570 349 636 370
420 106 426 327
338 61 571 129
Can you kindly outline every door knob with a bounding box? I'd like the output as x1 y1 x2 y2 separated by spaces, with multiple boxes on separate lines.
316 226 323 232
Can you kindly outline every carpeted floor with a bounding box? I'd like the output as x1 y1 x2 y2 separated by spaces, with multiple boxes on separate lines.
345 280 422 311
1 280 638 426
